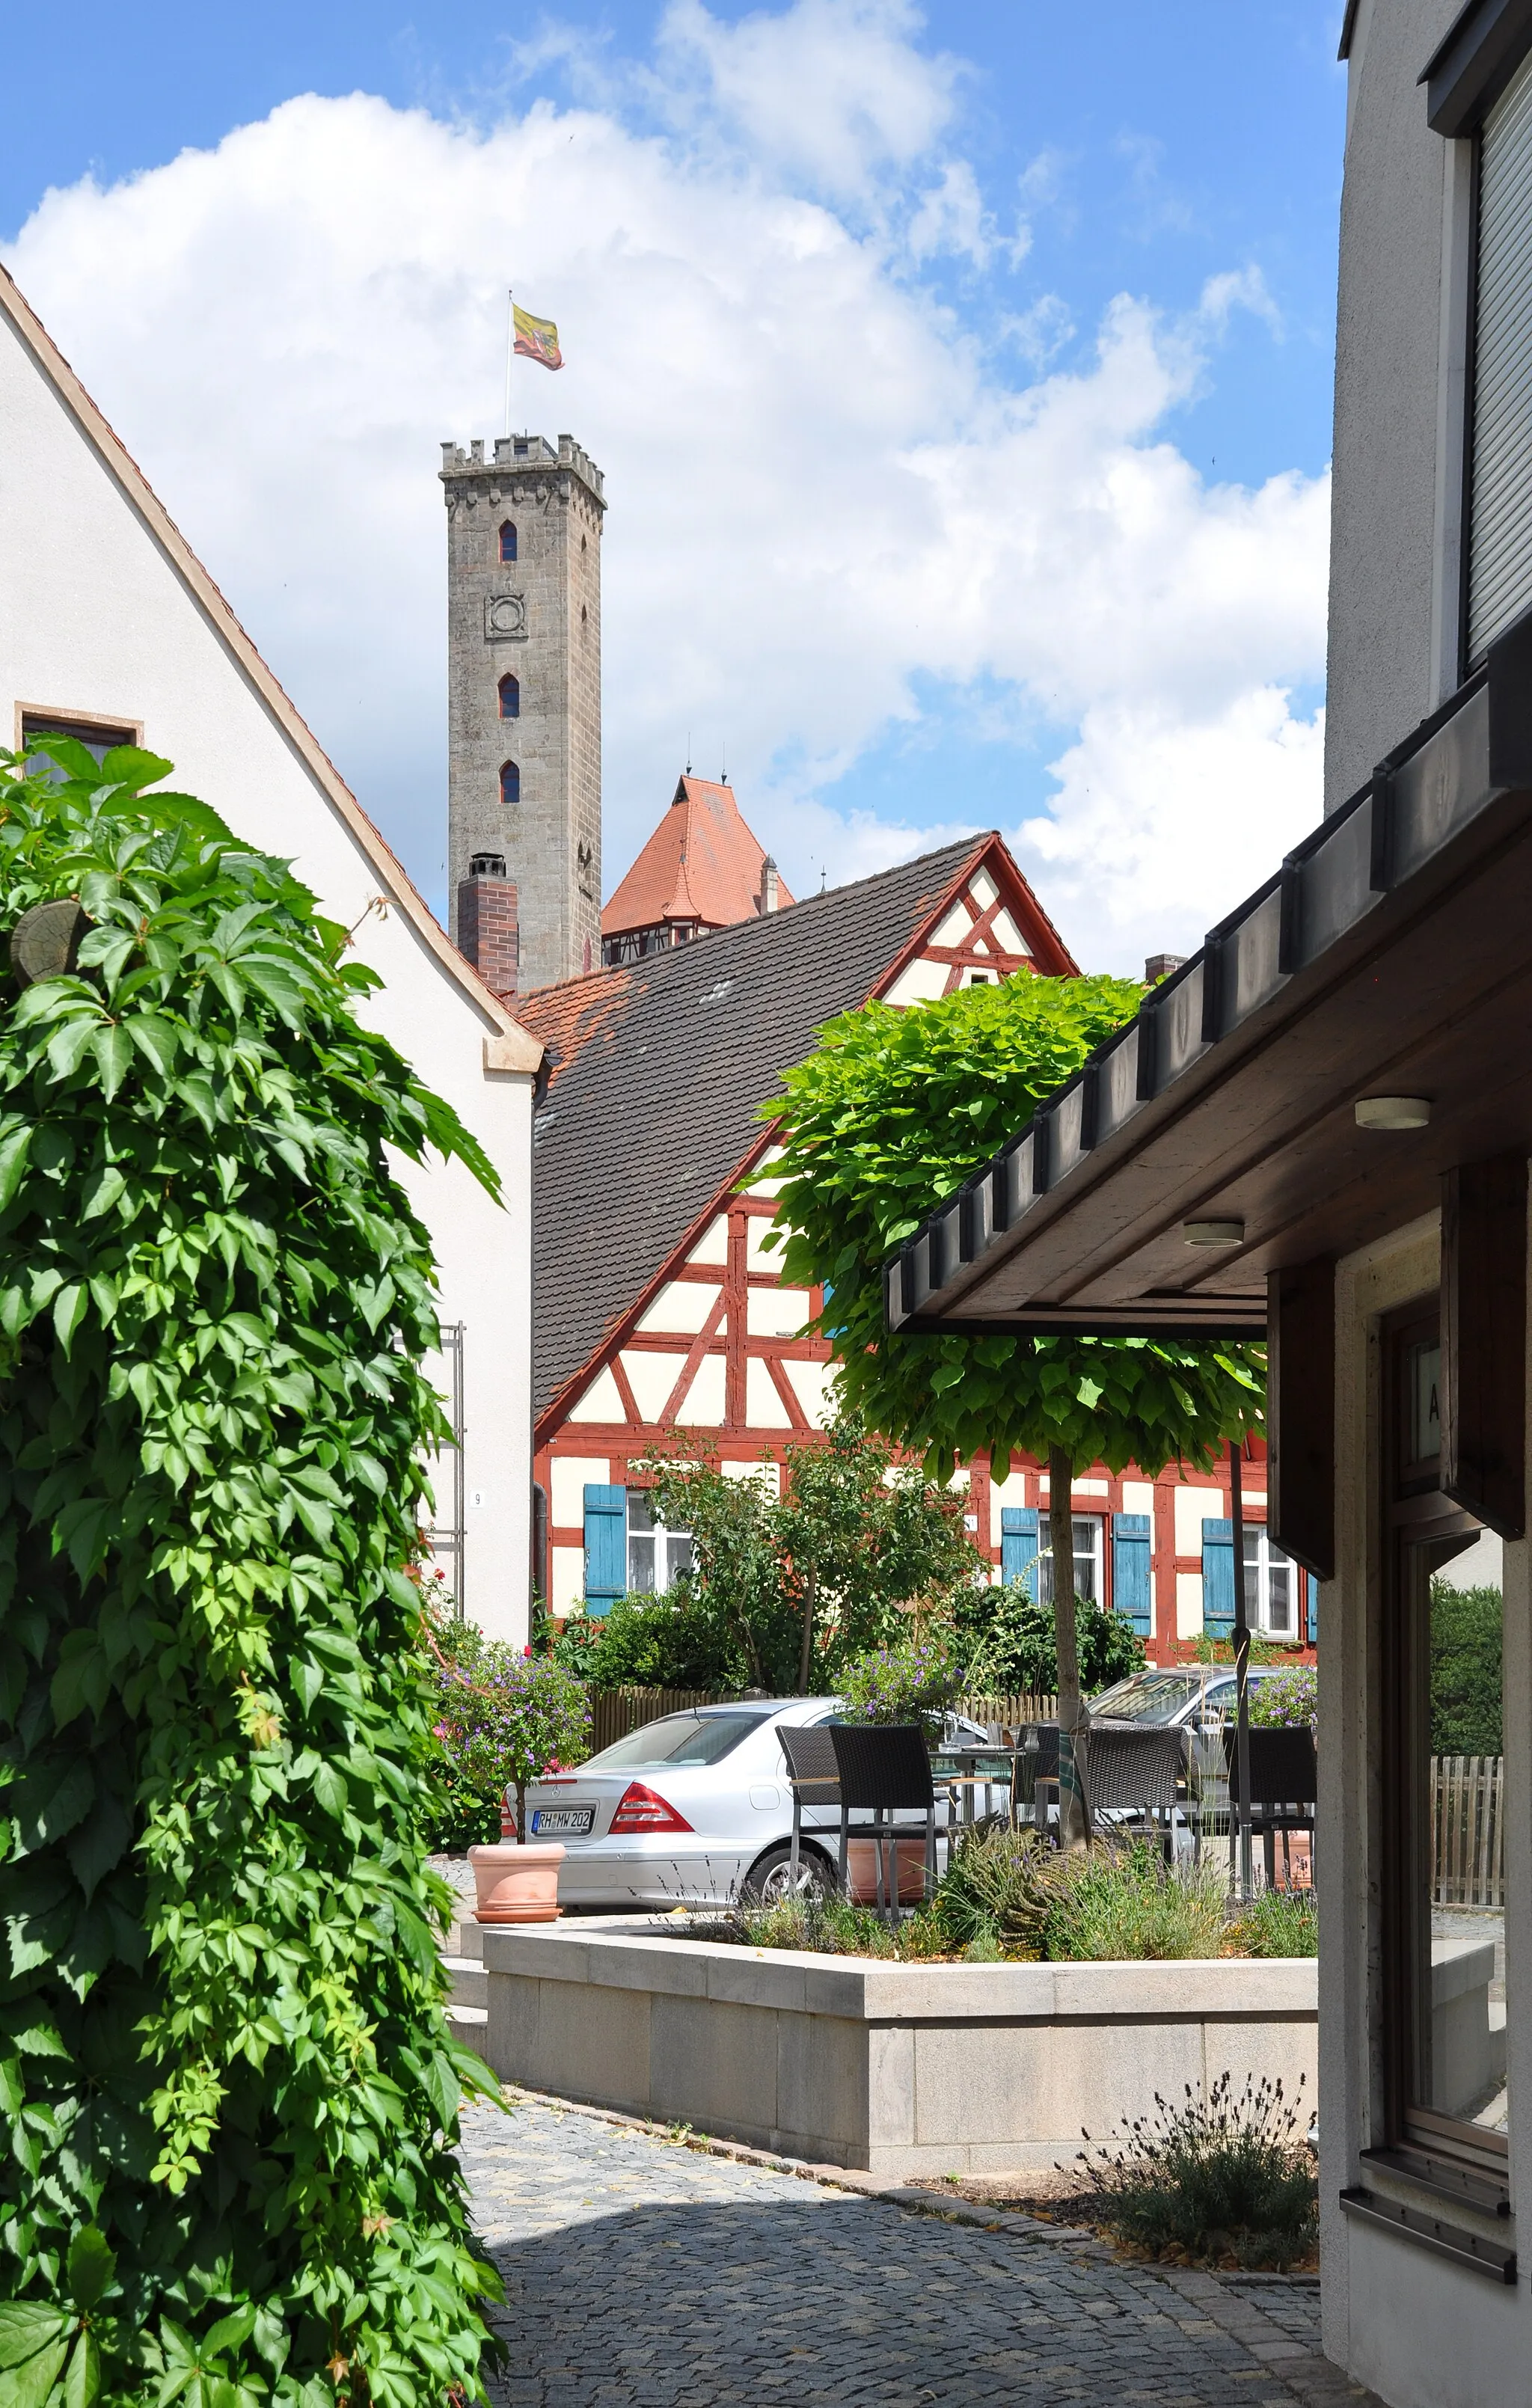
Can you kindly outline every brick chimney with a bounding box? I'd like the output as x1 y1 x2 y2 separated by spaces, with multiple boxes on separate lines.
1143 952 1186 984
458 854 519 1002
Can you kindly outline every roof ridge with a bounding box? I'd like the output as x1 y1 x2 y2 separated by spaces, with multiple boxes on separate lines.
0 263 541 1072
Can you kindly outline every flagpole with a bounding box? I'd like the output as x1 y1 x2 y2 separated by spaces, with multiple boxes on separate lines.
503 288 514 439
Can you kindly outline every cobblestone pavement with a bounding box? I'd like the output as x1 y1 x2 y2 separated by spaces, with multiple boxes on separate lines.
462 2095 1376 2408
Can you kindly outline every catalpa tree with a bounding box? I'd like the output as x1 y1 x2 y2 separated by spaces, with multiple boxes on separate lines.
759 972 1264 1843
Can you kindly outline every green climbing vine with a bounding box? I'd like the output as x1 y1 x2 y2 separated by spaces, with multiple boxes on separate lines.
0 735 504 2404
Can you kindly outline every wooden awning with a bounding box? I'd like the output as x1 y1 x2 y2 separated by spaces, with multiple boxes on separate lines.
884 613 1532 1348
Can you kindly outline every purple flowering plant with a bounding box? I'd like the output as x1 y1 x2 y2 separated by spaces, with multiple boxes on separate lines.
429 1606 591 1844
1248 1665 1318 1732
838 1632 961 1738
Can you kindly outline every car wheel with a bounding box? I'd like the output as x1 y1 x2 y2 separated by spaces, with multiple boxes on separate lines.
743 1843 836 1906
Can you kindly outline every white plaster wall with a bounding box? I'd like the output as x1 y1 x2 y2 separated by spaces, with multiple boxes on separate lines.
1326 0 1466 811
0 307 535 1640
1323 1209 1532 2408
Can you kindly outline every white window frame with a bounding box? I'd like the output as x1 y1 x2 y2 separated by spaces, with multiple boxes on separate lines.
1242 1523 1299 1638
1033 1513 1105 1606
626 1490 693 1596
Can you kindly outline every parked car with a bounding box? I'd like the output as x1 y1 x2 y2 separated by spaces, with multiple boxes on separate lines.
524 1697 990 1910
1087 1662 1288 1828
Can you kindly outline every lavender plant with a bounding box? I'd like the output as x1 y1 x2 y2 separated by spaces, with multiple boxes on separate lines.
432 1643 590 1843
836 1632 960 1737
1248 1664 1318 1730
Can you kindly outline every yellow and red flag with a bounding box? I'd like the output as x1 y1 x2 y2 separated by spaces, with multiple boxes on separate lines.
512 304 563 371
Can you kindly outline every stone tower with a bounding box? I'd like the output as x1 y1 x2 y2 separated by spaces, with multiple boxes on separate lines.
441 432 604 993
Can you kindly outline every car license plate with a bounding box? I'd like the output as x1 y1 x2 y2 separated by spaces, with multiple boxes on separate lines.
531 1806 594 1836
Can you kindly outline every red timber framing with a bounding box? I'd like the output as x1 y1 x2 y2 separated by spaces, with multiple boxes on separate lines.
535 833 1309 1663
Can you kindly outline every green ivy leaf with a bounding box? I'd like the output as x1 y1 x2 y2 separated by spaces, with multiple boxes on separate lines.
66 2225 116 2312
0 2308 70 2374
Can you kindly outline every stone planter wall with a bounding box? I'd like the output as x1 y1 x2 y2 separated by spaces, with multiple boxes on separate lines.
479 1920 1321 2177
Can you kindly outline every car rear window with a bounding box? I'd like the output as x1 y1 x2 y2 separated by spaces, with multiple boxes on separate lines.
582 1712 766 1771
1089 1671 1206 1724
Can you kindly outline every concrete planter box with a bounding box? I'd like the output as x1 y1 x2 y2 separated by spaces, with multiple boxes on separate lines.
479 1920 1319 2177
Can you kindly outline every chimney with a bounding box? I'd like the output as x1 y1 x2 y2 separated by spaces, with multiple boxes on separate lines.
758 856 780 916
458 854 519 1003
1143 952 1186 985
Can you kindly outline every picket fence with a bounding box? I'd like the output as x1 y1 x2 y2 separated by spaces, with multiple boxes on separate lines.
586 1686 1058 1756
1432 1753 1504 1908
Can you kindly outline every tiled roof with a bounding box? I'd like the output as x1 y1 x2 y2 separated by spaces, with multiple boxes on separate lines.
601 776 795 937
518 835 989 1424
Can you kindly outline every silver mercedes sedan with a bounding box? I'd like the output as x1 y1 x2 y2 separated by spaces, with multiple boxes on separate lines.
524 1696 989 1910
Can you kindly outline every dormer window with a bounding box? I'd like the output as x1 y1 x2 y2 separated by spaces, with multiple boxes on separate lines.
500 760 521 807
499 672 520 719
499 521 517 563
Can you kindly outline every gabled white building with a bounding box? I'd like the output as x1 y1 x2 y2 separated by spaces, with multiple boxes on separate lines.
0 266 541 1640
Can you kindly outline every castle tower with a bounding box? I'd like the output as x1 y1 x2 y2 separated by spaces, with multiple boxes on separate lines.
441 432 604 993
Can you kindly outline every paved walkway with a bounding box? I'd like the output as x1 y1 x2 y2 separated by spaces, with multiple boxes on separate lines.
462 2094 1381 2408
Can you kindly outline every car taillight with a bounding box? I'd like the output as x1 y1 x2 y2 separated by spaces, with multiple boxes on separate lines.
610 1782 693 1835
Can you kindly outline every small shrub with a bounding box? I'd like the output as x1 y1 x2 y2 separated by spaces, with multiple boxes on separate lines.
1230 1885 1318 1958
1430 1580 1504 1754
957 1578 1145 1696
931 1821 1061 1958
551 1589 743 1689
1046 1842 1228 1962
1079 2073 1317 2268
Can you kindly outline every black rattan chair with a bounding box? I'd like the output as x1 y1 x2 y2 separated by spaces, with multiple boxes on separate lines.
1226 1726 1317 1889
1082 1724 1185 1847
777 1724 855 1894
827 1724 937 1918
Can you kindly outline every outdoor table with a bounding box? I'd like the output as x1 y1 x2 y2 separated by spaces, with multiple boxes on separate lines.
930 1747 1026 1830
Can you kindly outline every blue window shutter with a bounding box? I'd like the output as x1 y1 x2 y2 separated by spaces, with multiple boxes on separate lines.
1306 1572 1319 1646
1000 1506 1039 1590
583 1483 628 1616
1112 1513 1152 1636
1201 1519 1235 1637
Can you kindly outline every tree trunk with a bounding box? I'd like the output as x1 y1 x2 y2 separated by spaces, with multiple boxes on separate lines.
515 1777 528 1845
797 1563 818 1694
1048 1442 1090 1851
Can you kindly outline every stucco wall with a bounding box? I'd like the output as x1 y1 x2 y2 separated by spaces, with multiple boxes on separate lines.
1327 0 1468 812
1323 1210 1532 2407
0 304 535 1640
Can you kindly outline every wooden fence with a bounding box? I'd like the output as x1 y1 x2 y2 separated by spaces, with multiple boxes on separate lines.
1432 1754 1504 1908
586 1686 1058 1756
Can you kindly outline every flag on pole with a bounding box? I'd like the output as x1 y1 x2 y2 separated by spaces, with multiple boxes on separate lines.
512 304 563 371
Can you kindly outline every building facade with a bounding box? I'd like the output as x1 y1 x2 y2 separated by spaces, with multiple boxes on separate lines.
519 827 1315 1658
1 266 544 1641
442 432 604 993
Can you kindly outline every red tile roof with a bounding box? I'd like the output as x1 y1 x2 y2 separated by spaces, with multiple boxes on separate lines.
601 776 795 939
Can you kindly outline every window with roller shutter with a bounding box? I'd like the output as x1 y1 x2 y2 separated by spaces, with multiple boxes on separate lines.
1468 43 1532 658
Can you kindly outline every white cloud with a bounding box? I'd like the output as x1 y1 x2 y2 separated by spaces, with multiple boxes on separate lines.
1 0 1328 972
907 160 999 266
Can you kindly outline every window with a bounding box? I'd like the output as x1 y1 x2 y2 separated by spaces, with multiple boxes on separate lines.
499 520 517 563
20 709 138 767
626 1491 693 1595
1380 1304 1507 2178
1032 1513 1104 1605
500 760 520 807
1468 45 1532 659
1242 1526 1299 1637
498 673 520 720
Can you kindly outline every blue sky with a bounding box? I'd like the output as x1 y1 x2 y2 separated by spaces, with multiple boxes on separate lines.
1 2 1348 966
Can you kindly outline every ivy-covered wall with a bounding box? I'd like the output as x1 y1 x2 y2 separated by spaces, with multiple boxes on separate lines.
0 741 503 2406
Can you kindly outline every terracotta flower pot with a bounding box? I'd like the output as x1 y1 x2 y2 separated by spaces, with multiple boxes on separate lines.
468 1840 566 1923
845 1836 928 1906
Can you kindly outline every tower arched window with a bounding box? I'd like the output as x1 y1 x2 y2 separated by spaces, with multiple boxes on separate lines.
499 520 517 563
498 672 520 719
500 760 521 808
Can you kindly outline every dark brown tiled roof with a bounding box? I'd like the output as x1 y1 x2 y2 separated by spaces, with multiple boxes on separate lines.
518 836 989 1425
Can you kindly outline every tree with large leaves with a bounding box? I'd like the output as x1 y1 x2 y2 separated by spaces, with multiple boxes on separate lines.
0 737 503 2404
760 974 1264 1843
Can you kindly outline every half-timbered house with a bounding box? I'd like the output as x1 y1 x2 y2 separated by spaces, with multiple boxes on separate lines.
520 812 1315 1664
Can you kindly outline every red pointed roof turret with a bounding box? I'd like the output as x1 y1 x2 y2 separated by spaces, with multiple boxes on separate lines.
601 776 794 959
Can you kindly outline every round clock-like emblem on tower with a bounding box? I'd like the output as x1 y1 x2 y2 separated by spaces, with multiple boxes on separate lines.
483 591 527 642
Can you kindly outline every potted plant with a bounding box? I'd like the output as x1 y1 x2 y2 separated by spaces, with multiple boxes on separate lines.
836 1633 960 1902
435 1647 592 1922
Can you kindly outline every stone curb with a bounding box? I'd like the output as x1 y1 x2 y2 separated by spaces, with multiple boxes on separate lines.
495 2080 1385 2407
